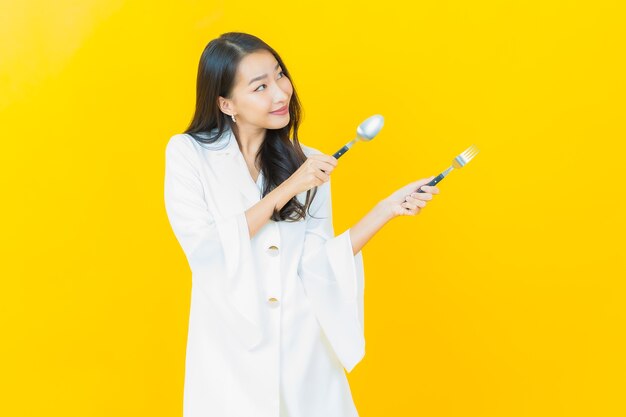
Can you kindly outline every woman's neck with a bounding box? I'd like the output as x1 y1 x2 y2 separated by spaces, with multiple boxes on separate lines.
233 123 265 157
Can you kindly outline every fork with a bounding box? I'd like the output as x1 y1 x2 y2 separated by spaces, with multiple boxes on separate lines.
414 144 480 193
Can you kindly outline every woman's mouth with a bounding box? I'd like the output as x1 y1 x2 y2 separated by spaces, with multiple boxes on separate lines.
270 105 289 115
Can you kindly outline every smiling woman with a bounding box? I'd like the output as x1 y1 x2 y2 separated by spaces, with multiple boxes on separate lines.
220 51 294 130
184 33 313 224
166 32 370 417
164 31 438 417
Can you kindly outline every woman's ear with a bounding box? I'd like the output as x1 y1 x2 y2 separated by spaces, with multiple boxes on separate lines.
218 96 234 117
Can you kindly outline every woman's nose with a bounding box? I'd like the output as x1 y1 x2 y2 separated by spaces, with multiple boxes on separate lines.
273 84 289 101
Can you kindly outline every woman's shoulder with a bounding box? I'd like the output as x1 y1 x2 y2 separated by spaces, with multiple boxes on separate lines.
167 130 232 156
166 133 196 153
299 142 322 157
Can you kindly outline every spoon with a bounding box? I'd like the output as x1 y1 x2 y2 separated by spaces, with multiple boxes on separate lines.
333 114 384 159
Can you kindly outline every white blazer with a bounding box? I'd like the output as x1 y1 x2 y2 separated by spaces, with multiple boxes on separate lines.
164 126 365 417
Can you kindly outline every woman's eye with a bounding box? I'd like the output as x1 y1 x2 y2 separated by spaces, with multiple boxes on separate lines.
255 72 285 92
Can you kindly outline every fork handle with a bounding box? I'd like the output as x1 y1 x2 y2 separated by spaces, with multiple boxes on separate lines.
416 173 445 193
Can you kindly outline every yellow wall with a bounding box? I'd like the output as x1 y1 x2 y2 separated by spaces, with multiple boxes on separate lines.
1 1 624 416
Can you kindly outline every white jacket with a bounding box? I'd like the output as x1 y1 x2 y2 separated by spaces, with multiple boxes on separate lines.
164 127 365 417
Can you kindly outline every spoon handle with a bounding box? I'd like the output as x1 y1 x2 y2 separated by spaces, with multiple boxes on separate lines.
333 145 350 159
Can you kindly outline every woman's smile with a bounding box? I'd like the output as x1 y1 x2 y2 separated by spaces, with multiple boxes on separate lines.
270 104 289 115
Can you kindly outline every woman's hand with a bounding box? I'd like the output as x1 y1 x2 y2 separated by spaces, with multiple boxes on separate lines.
381 176 440 218
283 154 338 196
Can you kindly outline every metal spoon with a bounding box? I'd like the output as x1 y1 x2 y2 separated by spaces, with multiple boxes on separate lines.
333 114 384 159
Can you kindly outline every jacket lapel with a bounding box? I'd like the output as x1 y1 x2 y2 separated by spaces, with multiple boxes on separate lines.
204 128 263 210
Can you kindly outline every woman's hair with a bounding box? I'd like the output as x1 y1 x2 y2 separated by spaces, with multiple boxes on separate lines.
184 32 318 222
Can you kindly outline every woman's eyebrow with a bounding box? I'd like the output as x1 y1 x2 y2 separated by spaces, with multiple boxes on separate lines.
248 63 281 85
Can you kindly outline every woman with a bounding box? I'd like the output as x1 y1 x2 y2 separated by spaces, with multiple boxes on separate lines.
164 32 440 417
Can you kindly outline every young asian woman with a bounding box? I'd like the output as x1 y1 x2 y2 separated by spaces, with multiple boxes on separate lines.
164 32 440 417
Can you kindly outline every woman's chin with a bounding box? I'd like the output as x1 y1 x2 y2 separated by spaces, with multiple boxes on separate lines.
266 116 290 129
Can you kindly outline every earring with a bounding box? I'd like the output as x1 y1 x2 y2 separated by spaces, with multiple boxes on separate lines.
231 114 237 123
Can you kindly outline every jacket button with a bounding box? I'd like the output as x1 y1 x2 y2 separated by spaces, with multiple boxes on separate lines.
266 245 279 256
267 297 280 307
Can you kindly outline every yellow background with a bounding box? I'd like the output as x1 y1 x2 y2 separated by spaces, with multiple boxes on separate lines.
1 0 624 416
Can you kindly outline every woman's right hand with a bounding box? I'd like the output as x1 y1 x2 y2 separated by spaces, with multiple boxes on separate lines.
284 153 338 196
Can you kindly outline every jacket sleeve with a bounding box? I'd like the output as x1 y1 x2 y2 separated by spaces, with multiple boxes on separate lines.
163 135 263 350
297 176 366 373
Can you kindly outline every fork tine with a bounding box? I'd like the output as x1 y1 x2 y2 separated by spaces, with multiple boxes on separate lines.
467 146 479 155
461 152 477 162
466 149 479 161
461 144 476 154
462 146 479 161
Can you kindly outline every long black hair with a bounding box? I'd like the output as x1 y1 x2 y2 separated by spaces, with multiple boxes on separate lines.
184 32 317 222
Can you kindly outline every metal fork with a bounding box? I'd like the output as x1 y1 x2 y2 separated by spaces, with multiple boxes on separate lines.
415 144 480 193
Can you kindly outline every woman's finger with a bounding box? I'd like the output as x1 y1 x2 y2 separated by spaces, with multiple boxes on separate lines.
314 170 330 183
409 192 432 201
401 202 420 215
406 196 427 207
421 186 440 194
309 153 338 167
401 201 413 210
318 161 336 173
402 200 421 211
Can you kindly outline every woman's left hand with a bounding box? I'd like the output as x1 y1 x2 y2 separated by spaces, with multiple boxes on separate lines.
381 176 440 218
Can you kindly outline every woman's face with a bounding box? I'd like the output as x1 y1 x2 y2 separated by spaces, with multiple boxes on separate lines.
220 49 293 130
